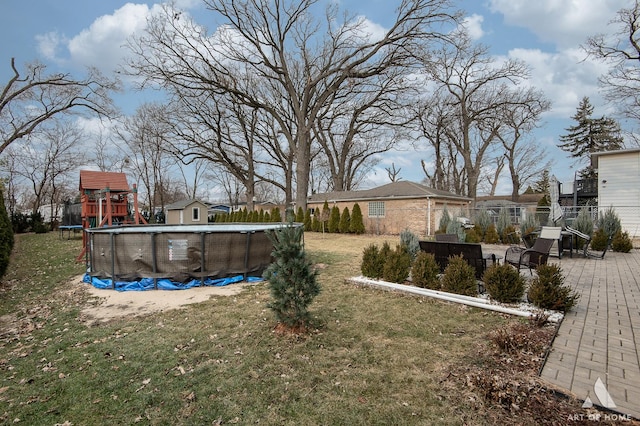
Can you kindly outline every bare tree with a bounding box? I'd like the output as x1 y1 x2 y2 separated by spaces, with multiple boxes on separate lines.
6 120 82 216
115 103 178 219
495 88 552 200
0 58 118 156
584 1 640 137
420 33 535 200
126 1 458 209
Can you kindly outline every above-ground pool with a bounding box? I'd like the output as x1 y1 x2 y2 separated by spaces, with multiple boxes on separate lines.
84 223 293 290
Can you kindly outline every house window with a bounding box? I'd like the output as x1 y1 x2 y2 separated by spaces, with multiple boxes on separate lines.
192 207 200 221
368 201 385 218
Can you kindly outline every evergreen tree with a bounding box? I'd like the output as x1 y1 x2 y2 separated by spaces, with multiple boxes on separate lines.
320 201 331 233
350 203 365 234
339 207 351 233
303 209 312 231
0 187 14 279
263 223 320 329
271 207 282 222
295 207 305 223
328 206 341 233
534 169 551 206
558 97 624 173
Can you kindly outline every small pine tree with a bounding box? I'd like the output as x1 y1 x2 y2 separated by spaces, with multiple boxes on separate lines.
441 255 477 296
361 244 383 278
527 264 578 312
496 206 511 240
320 201 331 233
400 228 420 261
271 207 282 222
411 251 440 289
612 230 633 253
484 224 500 244
258 209 265 222
304 209 312 231
295 207 305 223
328 206 341 233
311 214 321 232
382 245 411 284
473 208 491 241
573 207 594 249
339 207 351 233
0 188 15 279
263 223 320 330
350 203 365 234
439 207 451 233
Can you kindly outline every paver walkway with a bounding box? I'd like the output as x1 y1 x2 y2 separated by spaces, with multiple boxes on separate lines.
539 249 640 419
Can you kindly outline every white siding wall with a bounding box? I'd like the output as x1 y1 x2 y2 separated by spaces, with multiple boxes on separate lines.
598 151 640 238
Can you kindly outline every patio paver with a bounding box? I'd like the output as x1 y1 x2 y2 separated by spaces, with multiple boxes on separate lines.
539 249 640 420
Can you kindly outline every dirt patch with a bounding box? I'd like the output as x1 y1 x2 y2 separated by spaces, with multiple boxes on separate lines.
72 276 258 325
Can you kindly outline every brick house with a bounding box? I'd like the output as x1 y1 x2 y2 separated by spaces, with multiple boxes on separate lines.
307 181 471 236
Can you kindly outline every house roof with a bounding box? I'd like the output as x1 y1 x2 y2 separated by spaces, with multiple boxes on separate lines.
591 148 640 168
307 181 471 203
165 199 206 210
79 170 129 192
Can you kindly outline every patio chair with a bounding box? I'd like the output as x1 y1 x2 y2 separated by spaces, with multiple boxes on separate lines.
504 237 554 274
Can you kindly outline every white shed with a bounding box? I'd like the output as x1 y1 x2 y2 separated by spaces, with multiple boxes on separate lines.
592 148 640 240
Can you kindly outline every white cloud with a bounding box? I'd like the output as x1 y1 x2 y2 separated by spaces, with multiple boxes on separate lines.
488 0 630 49
36 31 66 60
462 14 485 40
507 47 611 117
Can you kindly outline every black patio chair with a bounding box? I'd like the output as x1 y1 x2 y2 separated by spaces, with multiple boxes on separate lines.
435 233 458 242
504 237 554 274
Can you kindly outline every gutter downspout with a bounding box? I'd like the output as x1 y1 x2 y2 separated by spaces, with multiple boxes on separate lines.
427 197 431 236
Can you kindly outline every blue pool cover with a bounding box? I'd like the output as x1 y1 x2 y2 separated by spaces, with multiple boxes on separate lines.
83 273 263 291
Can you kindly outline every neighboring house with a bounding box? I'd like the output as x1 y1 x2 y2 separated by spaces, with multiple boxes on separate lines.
165 199 209 225
307 181 471 236
592 148 640 240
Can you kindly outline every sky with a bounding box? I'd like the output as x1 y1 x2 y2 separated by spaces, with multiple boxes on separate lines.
0 0 635 198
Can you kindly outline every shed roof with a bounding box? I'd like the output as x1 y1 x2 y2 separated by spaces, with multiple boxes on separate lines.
79 170 129 192
307 181 471 203
165 199 207 210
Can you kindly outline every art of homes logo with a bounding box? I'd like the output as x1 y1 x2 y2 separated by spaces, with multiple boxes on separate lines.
582 377 616 409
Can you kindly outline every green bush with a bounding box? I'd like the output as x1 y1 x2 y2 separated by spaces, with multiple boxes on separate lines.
361 244 383 279
339 207 351 233
465 227 481 243
473 208 492 241
519 214 539 241
446 216 466 242
328 206 341 233
572 207 594 249
382 245 411 284
411 251 440 289
400 228 420 261
590 228 609 251
439 207 451 233
350 203 365 234
527 264 579 312
0 189 14 278
501 225 517 244
483 263 525 303
484 224 500 244
304 209 312 231
496 206 511 239
597 206 621 238
441 255 477 296
612 230 633 253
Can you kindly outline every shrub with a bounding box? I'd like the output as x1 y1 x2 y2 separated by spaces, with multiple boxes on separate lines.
0 189 14 279
483 263 526 303
361 244 383 279
519 214 539 240
597 206 621 238
465 227 481 243
527 264 579 312
446 216 466 242
484 224 500 244
590 228 609 251
473 208 492 241
328 206 341 233
496 206 511 239
304 209 312 231
441 255 477 296
349 203 365 234
411 251 440 289
572 207 594 249
612 230 633 253
382 245 411 284
439 207 451 233
295 206 305 223
501 225 517 244
339 207 351 233
400 228 420 261
263 223 320 329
